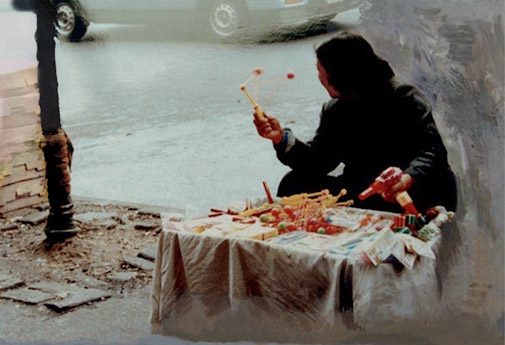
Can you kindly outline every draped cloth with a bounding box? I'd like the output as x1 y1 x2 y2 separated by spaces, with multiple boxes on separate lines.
150 214 452 343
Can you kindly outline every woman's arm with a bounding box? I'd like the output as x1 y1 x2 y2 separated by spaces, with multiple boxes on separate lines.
274 100 343 174
402 88 450 187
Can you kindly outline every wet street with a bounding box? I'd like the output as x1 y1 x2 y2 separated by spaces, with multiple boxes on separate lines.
54 15 359 212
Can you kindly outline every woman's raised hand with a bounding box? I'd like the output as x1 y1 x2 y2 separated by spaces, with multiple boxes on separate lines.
253 111 284 144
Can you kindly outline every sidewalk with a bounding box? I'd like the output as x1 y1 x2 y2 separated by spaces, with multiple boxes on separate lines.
1 198 503 345
0 197 184 345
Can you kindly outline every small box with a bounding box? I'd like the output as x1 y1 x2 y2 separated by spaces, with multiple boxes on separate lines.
363 228 402 266
230 223 279 240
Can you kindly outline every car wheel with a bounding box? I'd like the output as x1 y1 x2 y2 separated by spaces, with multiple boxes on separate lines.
54 0 89 42
206 0 247 40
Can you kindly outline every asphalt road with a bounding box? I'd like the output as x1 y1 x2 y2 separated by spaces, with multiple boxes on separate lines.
0 6 360 213
51 10 361 213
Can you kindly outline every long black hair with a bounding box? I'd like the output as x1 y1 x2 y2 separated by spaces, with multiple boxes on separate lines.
316 30 395 97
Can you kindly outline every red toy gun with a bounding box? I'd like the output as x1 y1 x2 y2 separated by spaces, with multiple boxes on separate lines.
359 167 403 201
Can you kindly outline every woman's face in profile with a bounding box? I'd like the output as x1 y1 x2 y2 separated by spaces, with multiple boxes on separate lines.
317 60 340 99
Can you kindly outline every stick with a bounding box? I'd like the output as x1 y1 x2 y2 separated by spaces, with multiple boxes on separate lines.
240 67 294 120
240 67 264 118
262 181 274 204
240 84 264 118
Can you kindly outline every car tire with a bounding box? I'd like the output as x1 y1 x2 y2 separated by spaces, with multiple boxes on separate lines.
205 0 249 41
54 0 89 42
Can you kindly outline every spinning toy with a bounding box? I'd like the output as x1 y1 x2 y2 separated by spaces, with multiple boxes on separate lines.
240 67 295 118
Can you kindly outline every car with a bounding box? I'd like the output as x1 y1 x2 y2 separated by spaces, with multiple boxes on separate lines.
53 0 364 42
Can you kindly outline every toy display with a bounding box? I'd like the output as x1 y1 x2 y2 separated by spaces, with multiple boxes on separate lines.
163 178 454 270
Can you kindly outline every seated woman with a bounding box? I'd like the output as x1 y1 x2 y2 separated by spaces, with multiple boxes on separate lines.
252 30 457 214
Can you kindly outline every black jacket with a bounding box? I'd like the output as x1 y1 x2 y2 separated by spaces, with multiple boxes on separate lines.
275 82 457 213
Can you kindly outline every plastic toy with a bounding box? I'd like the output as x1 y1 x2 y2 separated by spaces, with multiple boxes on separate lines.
359 167 403 201
396 191 420 216
239 67 295 119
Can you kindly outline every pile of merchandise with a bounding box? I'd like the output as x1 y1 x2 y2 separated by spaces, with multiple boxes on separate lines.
163 188 454 270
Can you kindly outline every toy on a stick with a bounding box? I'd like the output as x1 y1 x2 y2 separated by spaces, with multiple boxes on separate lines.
240 67 295 119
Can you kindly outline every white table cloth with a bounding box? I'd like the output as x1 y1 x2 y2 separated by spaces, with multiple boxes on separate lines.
150 209 454 343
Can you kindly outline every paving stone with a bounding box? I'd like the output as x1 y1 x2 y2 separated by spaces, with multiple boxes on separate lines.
28 281 78 293
34 202 50 211
74 276 110 290
123 256 155 271
18 210 49 226
0 286 56 304
0 223 18 231
0 281 112 311
138 245 158 261
44 287 111 312
74 212 115 223
134 222 158 231
107 272 138 282
94 219 119 229
0 276 25 291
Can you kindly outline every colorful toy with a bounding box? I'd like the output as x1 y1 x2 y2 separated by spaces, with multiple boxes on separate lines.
239 67 295 119
262 180 274 204
268 189 352 234
396 191 420 216
281 189 349 208
359 167 403 201
359 167 421 216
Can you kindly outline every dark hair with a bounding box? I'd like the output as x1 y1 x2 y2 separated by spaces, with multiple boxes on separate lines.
316 30 395 96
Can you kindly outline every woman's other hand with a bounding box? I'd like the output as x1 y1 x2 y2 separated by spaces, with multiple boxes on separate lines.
381 173 413 203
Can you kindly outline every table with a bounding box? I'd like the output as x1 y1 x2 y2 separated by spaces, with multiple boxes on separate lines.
150 208 455 343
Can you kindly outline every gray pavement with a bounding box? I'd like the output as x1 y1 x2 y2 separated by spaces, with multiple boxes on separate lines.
0 199 166 345
0 198 503 345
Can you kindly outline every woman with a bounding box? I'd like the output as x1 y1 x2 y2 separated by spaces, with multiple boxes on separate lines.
253 30 457 214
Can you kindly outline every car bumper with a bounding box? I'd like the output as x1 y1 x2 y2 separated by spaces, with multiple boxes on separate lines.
247 0 363 26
